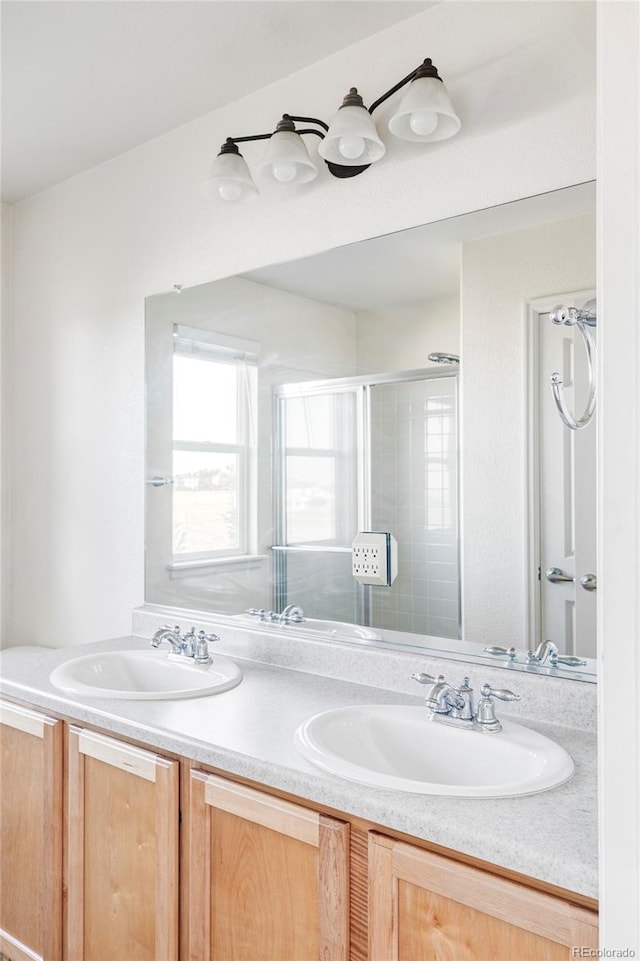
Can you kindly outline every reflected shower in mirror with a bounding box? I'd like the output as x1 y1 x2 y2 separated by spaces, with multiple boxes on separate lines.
145 181 596 673
271 369 459 639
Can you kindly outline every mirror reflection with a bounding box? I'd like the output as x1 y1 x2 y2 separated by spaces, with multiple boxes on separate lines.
145 181 596 672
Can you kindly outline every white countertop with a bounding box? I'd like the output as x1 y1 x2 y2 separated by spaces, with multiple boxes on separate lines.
0 633 598 900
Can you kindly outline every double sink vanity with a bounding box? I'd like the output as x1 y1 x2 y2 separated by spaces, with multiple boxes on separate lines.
0 611 598 961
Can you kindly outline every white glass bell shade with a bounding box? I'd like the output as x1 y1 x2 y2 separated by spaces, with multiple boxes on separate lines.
257 131 318 185
201 150 258 204
388 76 461 143
318 105 386 166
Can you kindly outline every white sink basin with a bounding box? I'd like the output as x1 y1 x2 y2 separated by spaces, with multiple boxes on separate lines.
49 649 242 700
296 618 380 640
295 705 574 798
233 613 379 640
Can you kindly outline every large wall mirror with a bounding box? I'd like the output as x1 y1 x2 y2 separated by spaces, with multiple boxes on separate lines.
145 181 596 678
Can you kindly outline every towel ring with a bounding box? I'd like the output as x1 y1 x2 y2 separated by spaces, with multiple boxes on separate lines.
549 302 597 431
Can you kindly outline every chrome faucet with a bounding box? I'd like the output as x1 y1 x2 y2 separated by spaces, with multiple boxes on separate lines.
245 608 278 622
245 605 305 625
150 624 219 665
527 639 586 668
483 641 586 669
412 672 520 733
151 625 184 654
420 676 465 716
279 604 305 625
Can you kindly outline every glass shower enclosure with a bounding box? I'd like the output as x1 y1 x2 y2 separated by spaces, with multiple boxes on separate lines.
272 367 460 638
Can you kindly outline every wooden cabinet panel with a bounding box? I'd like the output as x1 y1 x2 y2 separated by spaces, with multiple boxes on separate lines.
0 700 599 961
185 771 349 961
368 833 598 961
0 700 63 961
66 727 179 961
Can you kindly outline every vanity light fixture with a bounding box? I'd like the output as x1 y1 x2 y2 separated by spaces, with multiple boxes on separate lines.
202 57 461 204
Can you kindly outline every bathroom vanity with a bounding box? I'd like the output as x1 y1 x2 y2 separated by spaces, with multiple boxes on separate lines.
0 626 598 961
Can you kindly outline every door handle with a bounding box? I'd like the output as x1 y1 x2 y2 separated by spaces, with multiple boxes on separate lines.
545 567 575 584
580 573 597 592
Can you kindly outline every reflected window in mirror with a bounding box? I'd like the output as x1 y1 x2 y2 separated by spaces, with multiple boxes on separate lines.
281 392 358 546
170 326 257 563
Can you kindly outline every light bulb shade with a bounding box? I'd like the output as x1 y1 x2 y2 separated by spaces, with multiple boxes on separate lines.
201 149 258 204
318 104 385 166
257 130 318 185
388 76 461 143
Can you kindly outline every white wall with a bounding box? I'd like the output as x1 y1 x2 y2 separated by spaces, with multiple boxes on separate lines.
0 204 11 644
355 295 459 372
5 0 595 648
597 0 640 948
461 212 596 647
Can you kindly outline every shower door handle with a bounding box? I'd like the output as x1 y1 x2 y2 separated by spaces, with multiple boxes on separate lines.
545 567 575 584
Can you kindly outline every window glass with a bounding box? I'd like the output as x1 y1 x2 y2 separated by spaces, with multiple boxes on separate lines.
286 456 336 543
173 355 237 444
285 394 335 449
171 342 255 559
172 450 238 555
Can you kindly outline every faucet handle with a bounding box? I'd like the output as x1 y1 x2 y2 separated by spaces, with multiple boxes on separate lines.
411 672 440 685
195 630 219 664
480 683 520 702
483 646 517 661
549 652 587 667
476 684 520 732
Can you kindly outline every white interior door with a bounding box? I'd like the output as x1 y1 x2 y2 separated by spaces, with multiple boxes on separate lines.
538 303 597 657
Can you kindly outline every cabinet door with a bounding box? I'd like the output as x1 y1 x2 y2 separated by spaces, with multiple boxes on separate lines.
0 700 63 961
369 833 598 961
66 727 179 961
185 770 349 961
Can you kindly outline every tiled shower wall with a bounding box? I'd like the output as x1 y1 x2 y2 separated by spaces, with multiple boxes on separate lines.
369 377 460 637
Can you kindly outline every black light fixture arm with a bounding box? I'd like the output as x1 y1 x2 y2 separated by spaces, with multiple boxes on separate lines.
294 128 325 139
221 134 271 151
222 114 328 153
285 114 329 132
368 58 441 115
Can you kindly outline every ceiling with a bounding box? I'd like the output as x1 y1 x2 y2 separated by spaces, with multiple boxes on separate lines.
0 0 430 205
245 182 597 306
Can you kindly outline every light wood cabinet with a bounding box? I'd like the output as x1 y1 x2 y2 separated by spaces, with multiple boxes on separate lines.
184 770 350 961
0 699 598 961
368 832 598 961
66 726 180 961
0 699 63 961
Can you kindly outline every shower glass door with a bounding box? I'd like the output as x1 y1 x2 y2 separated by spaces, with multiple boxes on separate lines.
369 377 459 636
273 370 460 635
273 386 362 623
